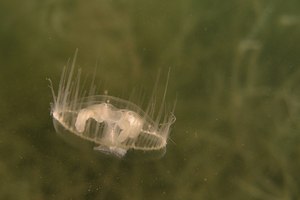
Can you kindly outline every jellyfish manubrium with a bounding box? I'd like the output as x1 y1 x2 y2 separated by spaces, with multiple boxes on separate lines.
49 50 176 158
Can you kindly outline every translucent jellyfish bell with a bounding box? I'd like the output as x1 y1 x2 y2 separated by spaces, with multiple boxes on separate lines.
49 50 176 158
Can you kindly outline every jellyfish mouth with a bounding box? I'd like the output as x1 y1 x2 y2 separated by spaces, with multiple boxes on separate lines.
93 145 127 158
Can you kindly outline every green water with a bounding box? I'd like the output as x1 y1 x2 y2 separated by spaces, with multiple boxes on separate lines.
1 0 300 199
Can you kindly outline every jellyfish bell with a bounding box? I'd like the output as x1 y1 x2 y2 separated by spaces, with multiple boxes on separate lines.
49 50 176 159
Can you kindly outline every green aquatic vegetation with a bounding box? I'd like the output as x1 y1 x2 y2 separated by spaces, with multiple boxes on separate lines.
0 0 300 199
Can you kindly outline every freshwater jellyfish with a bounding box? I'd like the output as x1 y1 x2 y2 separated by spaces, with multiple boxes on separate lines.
49 50 176 158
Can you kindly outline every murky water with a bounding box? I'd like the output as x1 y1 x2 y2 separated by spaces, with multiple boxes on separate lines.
1 0 300 199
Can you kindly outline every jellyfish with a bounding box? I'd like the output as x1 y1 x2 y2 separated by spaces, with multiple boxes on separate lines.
48 50 176 158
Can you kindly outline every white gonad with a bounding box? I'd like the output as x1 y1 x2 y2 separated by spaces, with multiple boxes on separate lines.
49 50 176 158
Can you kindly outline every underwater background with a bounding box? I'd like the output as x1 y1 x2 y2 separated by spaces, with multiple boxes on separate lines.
1 0 300 199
